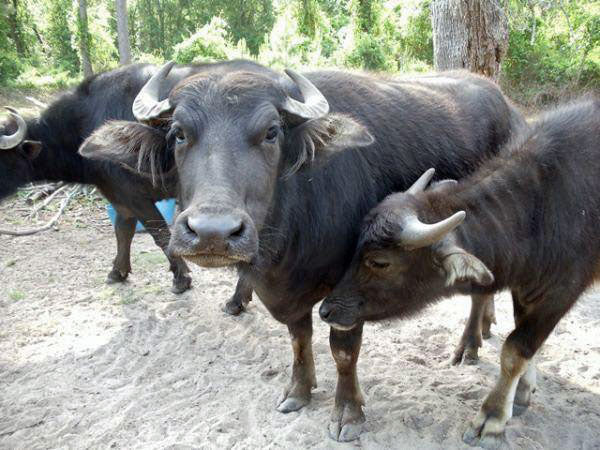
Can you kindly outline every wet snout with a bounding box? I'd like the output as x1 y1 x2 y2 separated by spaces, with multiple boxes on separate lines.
319 296 361 330
169 206 258 267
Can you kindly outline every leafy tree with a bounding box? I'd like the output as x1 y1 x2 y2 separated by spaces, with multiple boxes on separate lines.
221 0 275 55
46 0 80 74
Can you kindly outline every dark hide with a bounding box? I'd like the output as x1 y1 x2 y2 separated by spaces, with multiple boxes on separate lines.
1 60 272 293
321 97 600 445
81 65 527 440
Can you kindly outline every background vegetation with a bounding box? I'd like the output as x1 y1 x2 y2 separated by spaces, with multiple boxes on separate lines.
0 0 598 106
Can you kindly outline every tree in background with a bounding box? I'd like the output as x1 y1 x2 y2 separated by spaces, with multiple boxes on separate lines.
6 0 26 56
46 0 80 74
115 0 131 64
221 0 275 55
77 0 93 77
346 0 393 70
431 0 509 80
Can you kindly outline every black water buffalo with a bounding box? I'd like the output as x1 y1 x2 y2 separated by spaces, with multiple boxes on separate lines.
79 64 526 441
319 98 600 447
0 108 42 197
0 61 268 296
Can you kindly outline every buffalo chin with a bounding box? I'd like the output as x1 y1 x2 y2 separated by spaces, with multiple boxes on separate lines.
325 321 358 331
183 254 247 268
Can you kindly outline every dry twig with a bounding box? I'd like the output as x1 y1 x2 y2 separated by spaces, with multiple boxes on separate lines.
0 186 79 236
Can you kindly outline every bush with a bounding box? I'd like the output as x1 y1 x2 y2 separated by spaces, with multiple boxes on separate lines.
345 34 392 71
9 65 80 90
173 17 244 64
0 52 21 83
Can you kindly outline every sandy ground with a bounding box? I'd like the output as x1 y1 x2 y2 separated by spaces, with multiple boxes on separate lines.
1 197 600 450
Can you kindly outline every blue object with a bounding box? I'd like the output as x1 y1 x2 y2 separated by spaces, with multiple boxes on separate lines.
106 198 177 232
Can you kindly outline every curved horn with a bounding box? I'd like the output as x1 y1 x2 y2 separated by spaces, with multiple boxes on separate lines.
407 168 435 195
1 107 27 149
132 61 175 122
399 210 465 249
282 69 329 120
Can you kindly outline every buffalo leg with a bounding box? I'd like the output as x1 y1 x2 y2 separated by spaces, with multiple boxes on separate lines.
452 294 493 365
106 209 136 283
329 323 365 442
134 203 192 294
511 290 536 416
482 295 497 339
463 291 578 448
277 313 317 413
223 274 253 315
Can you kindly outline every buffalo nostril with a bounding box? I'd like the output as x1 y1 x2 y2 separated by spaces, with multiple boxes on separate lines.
229 221 244 239
319 302 332 320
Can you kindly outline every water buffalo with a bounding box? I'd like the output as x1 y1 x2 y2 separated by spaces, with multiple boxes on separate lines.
79 63 526 441
0 61 268 297
0 108 42 198
319 98 599 447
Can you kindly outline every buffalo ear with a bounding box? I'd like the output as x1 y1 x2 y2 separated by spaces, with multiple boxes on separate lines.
284 113 374 174
439 248 494 287
79 121 173 184
21 140 42 160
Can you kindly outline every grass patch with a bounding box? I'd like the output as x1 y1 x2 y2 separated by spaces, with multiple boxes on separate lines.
134 251 168 268
9 290 25 301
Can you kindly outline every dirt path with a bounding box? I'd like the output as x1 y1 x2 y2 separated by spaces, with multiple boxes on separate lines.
1 199 599 449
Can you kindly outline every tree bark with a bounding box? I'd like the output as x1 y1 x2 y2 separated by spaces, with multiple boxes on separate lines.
7 0 26 56
431 0 508 80
77 0 93 77
115 0 132 65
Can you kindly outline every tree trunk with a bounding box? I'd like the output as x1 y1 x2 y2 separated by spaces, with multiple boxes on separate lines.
115 0 132 65
7 0 26 56
77 0 93 77
431 0 508 80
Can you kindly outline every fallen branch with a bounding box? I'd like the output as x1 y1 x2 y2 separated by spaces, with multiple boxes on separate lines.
28 183 68 217
25 96 48 109
0 186 78 236
26 182 65 204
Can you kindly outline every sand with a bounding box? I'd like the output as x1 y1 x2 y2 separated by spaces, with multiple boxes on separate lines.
1 201 599 450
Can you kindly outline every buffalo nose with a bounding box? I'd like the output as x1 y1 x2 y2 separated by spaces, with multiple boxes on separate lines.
186 213 245 251
319 301 334 321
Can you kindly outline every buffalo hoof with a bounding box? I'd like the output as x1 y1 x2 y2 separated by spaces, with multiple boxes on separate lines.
171 274 192 294
463 411 509 449
482 328 493 340
463 428 507 450
276 396 309 413
223 297 245 316
513 386 535 417
451 344 479 366
223 290 252 316
329 402 365 442
106 268 128 284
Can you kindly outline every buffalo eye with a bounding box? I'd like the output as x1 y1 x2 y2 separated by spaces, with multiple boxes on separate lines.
172 126 186 145
364 258 391 271
264 125 279 143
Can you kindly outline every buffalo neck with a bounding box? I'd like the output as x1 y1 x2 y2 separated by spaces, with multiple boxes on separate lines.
26 117 99 185
420 122 600 296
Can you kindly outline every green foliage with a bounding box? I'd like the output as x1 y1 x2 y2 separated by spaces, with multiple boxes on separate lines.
221 0 275 55
501 0 599 105
352 0 382 35
393 1 433 66
297 0 320 39
46 0 80 74
173 18 245 64
0 0 595 106
0 4 22 82
345 34 391 71
9 65 80 90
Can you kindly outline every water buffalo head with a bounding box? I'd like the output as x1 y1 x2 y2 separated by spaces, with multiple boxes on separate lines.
319 169 494 330
80 62 373 268
0 107 42 199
